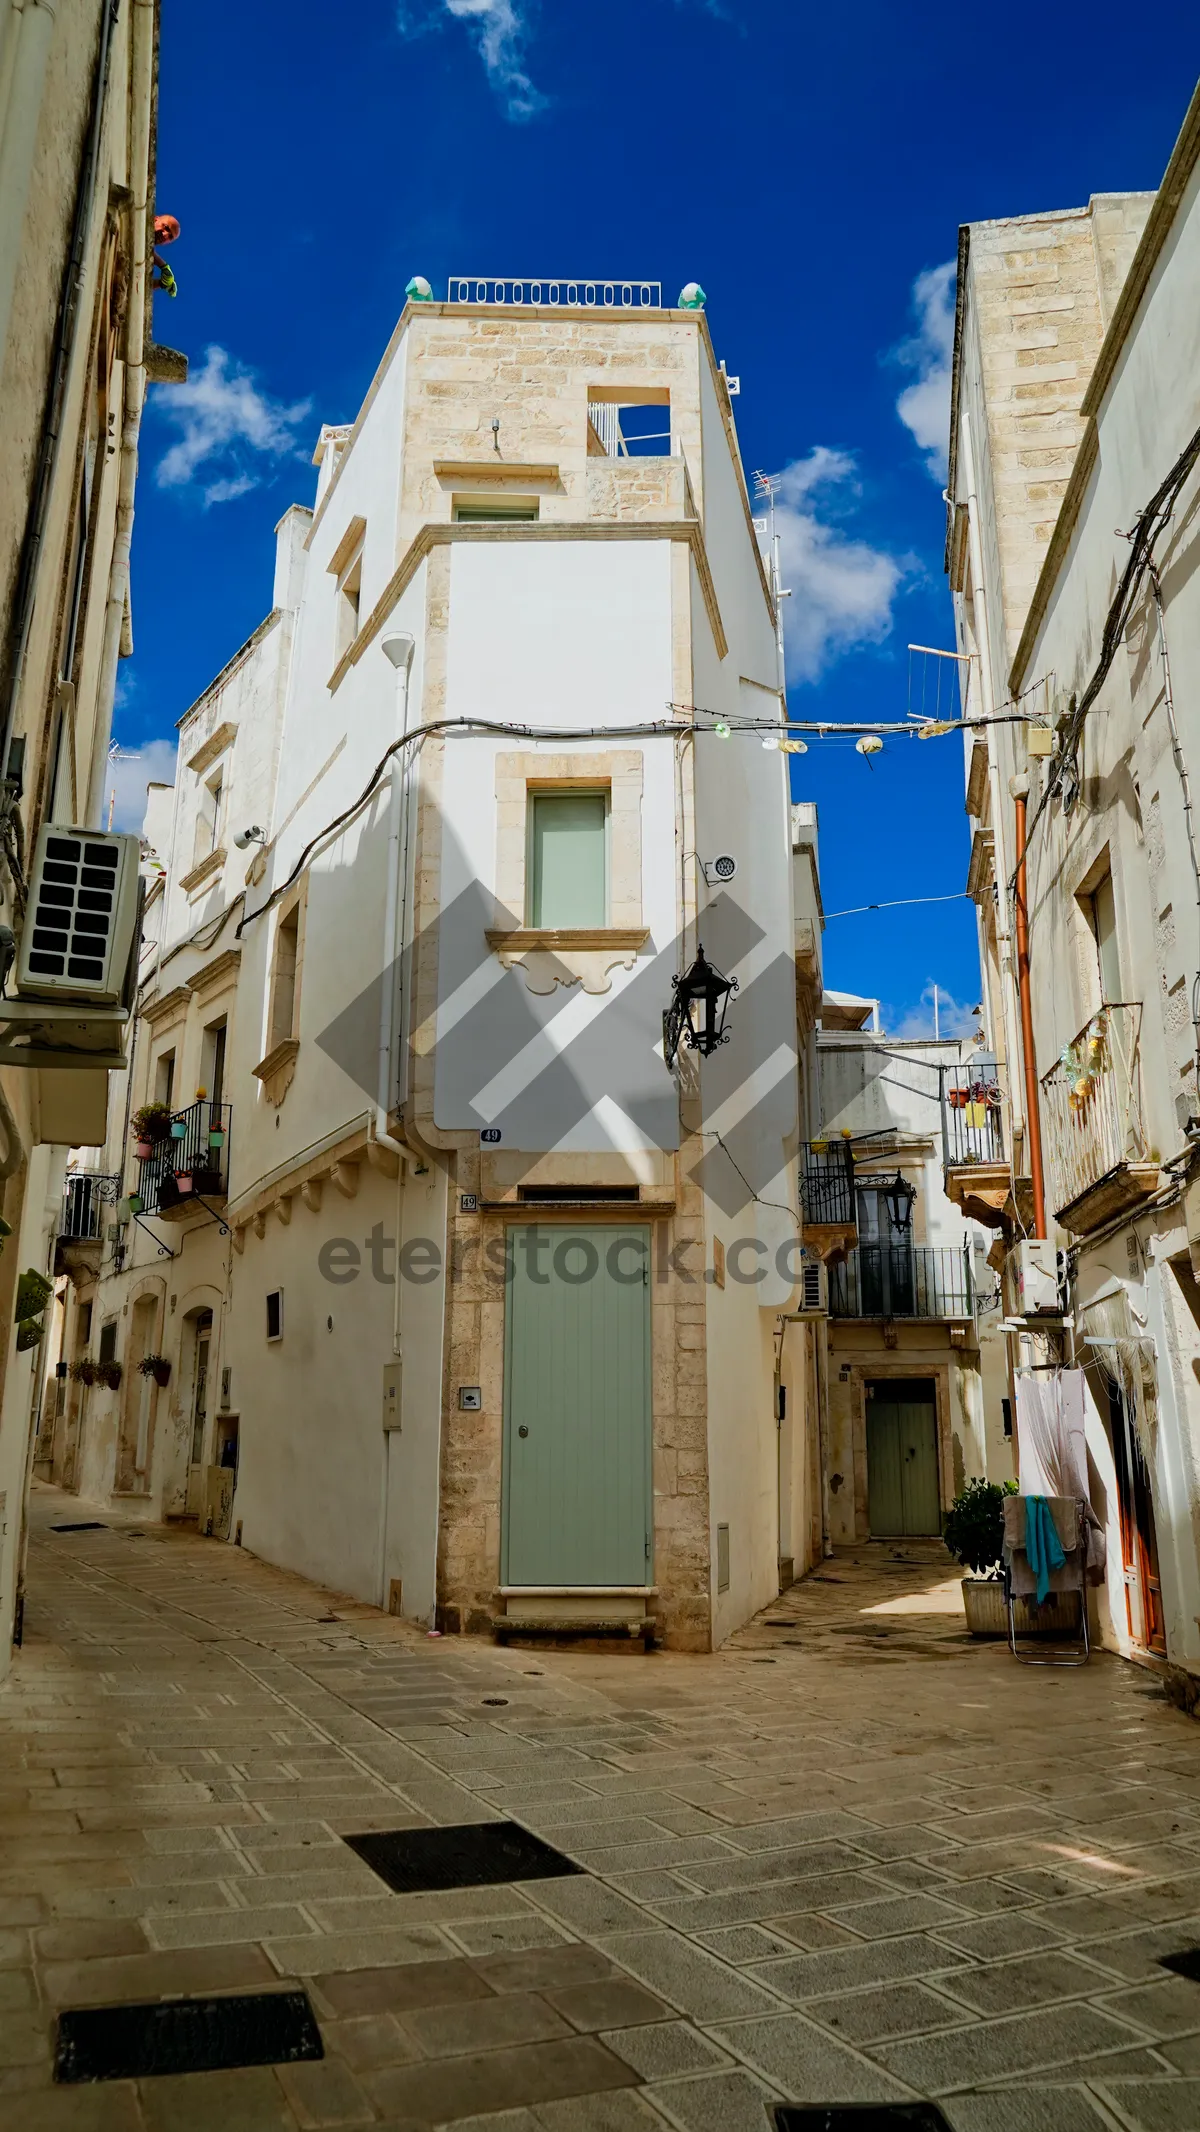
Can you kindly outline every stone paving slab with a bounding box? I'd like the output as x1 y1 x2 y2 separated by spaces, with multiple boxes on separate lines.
7 1494 1200 2127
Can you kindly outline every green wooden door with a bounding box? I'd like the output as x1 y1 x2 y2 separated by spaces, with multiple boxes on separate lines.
865 1380 940 1536
503 1224 651 1585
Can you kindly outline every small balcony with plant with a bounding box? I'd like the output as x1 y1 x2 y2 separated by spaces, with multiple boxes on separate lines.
941 1055 1012 1229
799 1136 857 1259
130 1096 231 1222
1040 1002 1159 1234
54 1170 121 1275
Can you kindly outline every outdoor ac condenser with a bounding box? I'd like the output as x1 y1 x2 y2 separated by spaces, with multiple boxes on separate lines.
1013 1238 1062 1315
796 1249 828 1317
16 827 141 1005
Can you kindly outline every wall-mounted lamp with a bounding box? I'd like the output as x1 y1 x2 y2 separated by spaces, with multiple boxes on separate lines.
664 944 738 1068
233 825 267 850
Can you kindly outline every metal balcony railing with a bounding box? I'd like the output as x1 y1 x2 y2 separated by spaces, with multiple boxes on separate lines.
829 1242 974 1321
58 1171 120 1242
1040 1003 1148 1215
941 1057 1007 1170
448 276 662 309
136 1100 231 1215
800 1140 856 1228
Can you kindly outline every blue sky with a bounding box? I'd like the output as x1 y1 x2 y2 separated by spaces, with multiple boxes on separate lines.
116 3 1199 1034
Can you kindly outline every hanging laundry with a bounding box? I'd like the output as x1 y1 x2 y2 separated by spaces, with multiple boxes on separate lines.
1025 1495 1066 1602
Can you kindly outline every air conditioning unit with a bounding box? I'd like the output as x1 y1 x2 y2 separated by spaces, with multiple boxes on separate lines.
1013 1238 1062 1315
796 1249 828 1317
17 828 141 1005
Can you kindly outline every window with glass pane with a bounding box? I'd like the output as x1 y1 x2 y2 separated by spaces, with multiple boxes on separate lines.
529 791 608 927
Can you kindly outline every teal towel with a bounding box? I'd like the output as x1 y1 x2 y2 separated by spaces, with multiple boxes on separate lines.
1025 1495 1066 1604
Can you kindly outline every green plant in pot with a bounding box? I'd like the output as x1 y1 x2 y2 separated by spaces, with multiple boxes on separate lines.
944 1476 1017 1637
131 1102 174 1157
138 1353 171 1388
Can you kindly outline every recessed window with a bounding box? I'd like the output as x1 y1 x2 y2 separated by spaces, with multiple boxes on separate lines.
202 1019 227 1111
269 902 301 1049
266 1289 284 1342
154 1049 175 1109
98 1320 118 1366
716 1523 730 1594
453 497 539 522
337 549 362 660
528 790 608 928
193 771 224 866
1083 868 1121 1004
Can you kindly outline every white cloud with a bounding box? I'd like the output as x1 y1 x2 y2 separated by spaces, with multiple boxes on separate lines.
397 1 545 120
762 449 907 683
889 981 979 1041
894 261 955 482
103 739 177 835
153 346 311 508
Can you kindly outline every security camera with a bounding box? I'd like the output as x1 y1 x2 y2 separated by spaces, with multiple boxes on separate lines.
234 825 266 850
702 854 738 885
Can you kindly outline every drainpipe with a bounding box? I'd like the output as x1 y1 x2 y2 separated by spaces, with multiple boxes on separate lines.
1010 773 1046 1238
85 0 155 826
958 413 1026 1158
377 631 415 1180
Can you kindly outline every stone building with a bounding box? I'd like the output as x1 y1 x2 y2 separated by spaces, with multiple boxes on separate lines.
52 281 827 1650
946 80 1200 1667
0 0 183 1671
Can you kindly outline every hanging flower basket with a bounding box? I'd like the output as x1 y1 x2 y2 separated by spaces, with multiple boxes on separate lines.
138 1354 171 1388
98 1360 122 1391
131 1102 174 1145
71 1358 97 1386
208 1128 226 1149
170 1120 188 1141
134 1139 154 1160
175 1172 194 1195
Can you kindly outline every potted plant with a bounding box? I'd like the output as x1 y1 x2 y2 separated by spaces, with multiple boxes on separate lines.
98 1359 122 1391
944 1477 1016 1637
71 1358 97 1386
132 1102 174 1157
138 1354 171 1388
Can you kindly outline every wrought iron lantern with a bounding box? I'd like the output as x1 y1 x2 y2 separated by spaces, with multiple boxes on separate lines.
883 1169 916 1233
664 944 738 1068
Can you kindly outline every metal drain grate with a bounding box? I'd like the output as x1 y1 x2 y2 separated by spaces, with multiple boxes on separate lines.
55 1990 323 2084
50 1523 106 1534
1160 1946 1200 1981
775 2105 953 2130
344 1819 582 1895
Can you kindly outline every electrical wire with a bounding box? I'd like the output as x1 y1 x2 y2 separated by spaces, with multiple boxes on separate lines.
1015 412 1200 879
824 891 971 921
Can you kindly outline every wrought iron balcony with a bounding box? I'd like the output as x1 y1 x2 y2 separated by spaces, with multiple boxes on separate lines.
58 1171 120 1244
800 1140 857 1242
941 1057 1012 1229
135 1100 231 1220
829 1242 975 1322
1040 1003 1158 1234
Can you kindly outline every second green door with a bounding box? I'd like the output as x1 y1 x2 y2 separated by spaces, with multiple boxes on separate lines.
865 1378 941 1536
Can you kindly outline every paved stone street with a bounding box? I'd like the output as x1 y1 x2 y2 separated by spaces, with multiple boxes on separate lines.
5 1491 1200 2130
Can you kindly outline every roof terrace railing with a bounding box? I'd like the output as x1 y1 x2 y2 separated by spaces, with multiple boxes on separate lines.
447 277 662 310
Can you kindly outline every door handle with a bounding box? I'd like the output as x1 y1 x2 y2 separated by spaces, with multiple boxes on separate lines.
518 1425 529 1439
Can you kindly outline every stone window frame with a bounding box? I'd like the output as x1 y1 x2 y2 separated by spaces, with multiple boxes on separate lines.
486 750 647 994
253 877 308 1105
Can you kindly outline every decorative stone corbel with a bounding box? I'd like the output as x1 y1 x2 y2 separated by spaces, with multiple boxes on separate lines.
275 1192 293 1225
485 927 649 996
252 1038 300 1107
232 1225 246 1255
301 1177 323 1214
252 1210 267 1240
331 1160 360 1200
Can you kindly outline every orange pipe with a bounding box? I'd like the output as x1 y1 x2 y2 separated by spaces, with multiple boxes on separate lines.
1013 789 1047 1238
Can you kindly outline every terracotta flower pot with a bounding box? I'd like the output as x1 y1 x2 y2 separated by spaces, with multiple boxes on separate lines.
135 1139 153 1160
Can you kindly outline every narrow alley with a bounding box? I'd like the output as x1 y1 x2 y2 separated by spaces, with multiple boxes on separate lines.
4 1490 1200 2131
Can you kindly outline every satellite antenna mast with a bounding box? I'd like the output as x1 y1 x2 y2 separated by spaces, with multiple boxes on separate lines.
753 469 789 701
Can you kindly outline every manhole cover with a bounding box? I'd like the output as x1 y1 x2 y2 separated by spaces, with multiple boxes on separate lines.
50 1523 106 1534
1160 1947 1200 1981
55 1990 322 2084
776 2105 952 2130
343 1820 582 1895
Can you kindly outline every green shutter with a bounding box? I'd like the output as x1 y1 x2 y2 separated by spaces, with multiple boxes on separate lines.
529 793 608 927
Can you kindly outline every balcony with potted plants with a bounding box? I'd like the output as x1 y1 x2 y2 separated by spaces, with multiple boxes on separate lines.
130 1094 231 1223
799 1135 857 1260
941 1055 1013 1229
1040 1002 1159 1234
